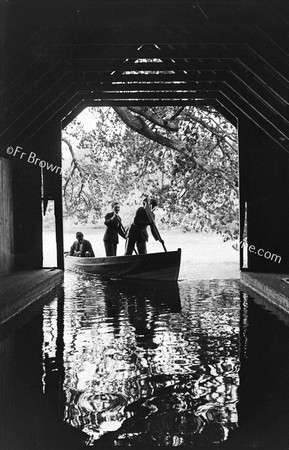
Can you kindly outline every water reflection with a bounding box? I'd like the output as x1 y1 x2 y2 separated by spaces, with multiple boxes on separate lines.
43 275 240 446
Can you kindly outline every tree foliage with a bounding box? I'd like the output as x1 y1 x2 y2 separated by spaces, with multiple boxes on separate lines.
62 106 238 240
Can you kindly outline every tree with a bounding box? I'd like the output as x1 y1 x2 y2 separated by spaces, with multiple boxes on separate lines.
62 106 238 239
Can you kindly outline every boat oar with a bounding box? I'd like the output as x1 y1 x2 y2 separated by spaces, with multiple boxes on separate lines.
144 201 167 252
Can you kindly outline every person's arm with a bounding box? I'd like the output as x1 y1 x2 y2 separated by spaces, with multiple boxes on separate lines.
147 211 160 241
150 222 160 241
87 241 95 257
118 219 127 239
69 242 75 256
89 244 95 257
104 212 119 227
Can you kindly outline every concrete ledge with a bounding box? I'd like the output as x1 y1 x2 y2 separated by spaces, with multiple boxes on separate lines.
0 269 64 324
240 271 289 315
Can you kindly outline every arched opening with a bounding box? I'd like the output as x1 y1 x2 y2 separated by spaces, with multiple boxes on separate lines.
40 104 240 278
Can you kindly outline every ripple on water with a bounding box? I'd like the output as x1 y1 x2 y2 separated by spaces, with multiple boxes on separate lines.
43 275 240 446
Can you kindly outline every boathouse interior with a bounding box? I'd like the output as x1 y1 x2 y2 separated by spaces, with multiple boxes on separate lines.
1 0 289 277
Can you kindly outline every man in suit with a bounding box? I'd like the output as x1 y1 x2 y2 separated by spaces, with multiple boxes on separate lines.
69 232 95 257
103 201 126 256
124 197 163 255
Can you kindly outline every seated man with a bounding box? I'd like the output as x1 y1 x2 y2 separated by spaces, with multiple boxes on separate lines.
69 232 95 257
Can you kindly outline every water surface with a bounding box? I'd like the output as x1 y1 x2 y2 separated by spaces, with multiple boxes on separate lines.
1 273 289 449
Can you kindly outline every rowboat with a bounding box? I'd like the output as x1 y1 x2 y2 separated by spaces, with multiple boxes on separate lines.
65 248 181 281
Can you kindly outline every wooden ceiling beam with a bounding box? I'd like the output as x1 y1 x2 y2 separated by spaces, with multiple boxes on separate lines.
61 98 237 128
78 87 289 137
93 72 227 83
2 62 288 143
0 81 77 149
56 43 248 60
80 77 289 120
86 68 289 113
82 81 223 92
61 101 88 129
0 67 71 129
221 83 289 138
56 40 289 69
80 90 219 100
6 84 288 155
216 91 289 152
70 59 232 72
70 58 289 100
17 2 261 29
95 70 289 110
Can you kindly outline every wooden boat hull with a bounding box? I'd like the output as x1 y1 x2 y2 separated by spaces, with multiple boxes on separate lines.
65 249 181 281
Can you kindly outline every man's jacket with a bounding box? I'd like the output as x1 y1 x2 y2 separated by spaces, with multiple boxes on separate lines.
103 212 126 243
69 239 95 257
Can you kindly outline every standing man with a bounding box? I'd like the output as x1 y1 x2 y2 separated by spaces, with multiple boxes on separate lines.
69 232 95 257
125 197 163 255
103 201 126 256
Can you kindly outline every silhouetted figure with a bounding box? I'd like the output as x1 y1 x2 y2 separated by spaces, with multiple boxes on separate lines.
69 232 95 257
103 201 126 256
125 198 162 255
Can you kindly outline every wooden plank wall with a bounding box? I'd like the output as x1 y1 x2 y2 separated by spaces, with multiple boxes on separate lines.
239 118 289 272
0 158 14 274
